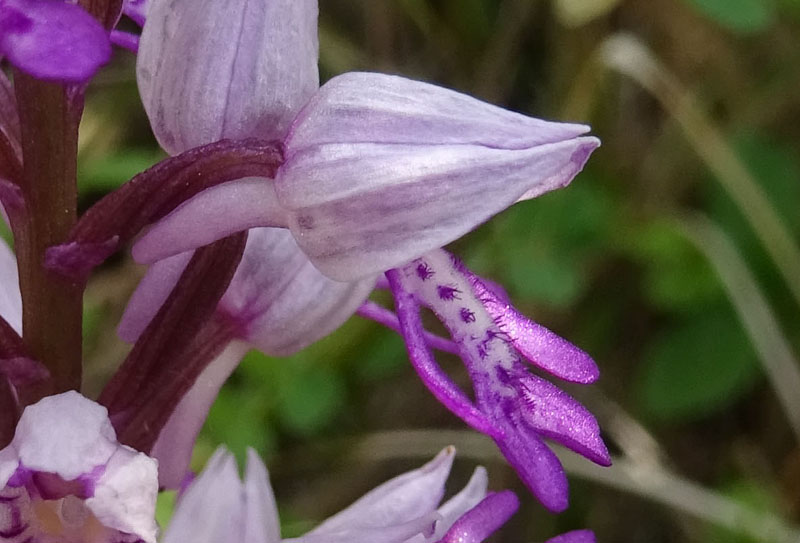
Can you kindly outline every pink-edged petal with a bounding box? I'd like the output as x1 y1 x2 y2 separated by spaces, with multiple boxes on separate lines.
465 271 598 384
150 342 250 489
517 375 611 466
305 447 454 536
387 270 503 439
435 491 518 543
132 178 288 264
545 530 596 543
495 426 569 513
162 448 246 543
243 448 281 543
286 72 589 152
0 0 111 82
118 250 193 343
278 138 599 281
221 228 375 356
0 238 21 334
137 0 318 154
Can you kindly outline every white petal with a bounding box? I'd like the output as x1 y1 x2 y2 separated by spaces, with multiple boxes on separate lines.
0 238 21 334
86 447 159 543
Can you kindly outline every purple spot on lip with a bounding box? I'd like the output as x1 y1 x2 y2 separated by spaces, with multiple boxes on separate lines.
416 261 434 281
0 8 34 34
460 307 476 323
437 285 461 301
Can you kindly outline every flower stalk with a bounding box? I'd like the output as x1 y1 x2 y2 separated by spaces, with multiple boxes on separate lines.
12 72 83 396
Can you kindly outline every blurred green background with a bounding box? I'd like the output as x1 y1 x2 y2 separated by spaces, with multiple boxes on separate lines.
76 0 800 541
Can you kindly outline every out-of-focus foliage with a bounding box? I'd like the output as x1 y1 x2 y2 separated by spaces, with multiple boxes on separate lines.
78 0 800 541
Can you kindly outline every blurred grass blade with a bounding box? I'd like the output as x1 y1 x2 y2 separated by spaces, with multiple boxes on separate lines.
598 34 800 311
674 213 800 441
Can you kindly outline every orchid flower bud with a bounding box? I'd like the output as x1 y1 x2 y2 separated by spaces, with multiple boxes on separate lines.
137 0 319 154
0 0 111 82
0 392 159 543
133 72 599 282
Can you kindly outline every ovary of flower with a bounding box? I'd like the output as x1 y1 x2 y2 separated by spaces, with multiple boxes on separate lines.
0 392 159 543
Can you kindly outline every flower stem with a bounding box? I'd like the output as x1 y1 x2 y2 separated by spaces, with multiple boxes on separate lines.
13 74 83 396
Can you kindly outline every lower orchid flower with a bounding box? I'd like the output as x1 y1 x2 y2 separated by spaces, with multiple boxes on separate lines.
0 391 159 543
163 445 515 543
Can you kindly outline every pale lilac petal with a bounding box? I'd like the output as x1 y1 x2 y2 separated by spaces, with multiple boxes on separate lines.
465 271 598 384
86 447 159 543
287 72 590 151
306 447 454 536
0 238 21 334
545 530 596 543
277 137 599 281
496 427 568 513
123 0 149 26
137 0 318 154
517 375 611 466
118 251 193 343
162 448 245 543
286 515 439 543
132 178 288 264
220 228 376 356
243 449 281 543
0 0 111 82
150 342 250 489
436 491 518 543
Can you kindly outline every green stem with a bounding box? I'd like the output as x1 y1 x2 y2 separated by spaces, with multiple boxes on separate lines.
13 74 83 396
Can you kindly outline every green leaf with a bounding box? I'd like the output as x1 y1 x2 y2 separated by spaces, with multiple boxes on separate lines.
638 307 760 420
629 220 724 312
78 149 161 193
683 0 775 34
277 366 346 437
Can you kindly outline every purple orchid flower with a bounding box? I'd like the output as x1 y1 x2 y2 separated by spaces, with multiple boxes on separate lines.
0 391 159 543
162 446 519 543
0 0 111 82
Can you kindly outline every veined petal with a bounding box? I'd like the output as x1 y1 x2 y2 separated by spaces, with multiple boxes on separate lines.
150 342 250 489
410 467 487 543
137 0 318 154
162 448 246 543
277 138 599 281
243 449 281 543
545 530 596 543
306 447 454 536
0 0 111 82
286 72 590 151
223 228 376 356
287 515 439 543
